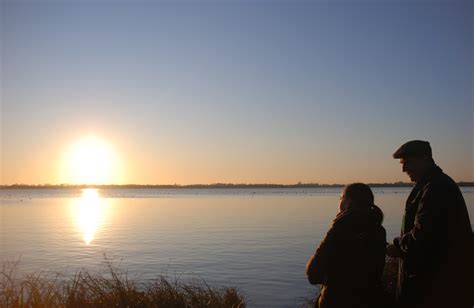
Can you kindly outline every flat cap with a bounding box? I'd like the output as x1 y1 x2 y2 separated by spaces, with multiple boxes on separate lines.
393 140 432 159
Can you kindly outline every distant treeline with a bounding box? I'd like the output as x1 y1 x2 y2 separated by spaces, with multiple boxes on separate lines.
1 182 473 189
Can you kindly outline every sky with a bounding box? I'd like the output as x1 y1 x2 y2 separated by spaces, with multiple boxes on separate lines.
1 0 473 185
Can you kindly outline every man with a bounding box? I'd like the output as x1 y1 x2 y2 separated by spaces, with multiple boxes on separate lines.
386 140 473 308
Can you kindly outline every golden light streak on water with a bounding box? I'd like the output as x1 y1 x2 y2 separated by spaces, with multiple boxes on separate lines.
72 189 106 245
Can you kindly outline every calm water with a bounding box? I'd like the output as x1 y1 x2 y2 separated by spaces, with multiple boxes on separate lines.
1 187 473 307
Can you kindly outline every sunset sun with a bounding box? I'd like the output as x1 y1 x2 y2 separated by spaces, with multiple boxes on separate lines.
62 136 121 185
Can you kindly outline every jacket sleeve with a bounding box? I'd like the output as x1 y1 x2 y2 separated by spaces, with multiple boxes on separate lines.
306 223 340 285
394 183 443 256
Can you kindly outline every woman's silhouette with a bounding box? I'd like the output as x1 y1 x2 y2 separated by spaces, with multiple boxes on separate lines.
306 183 386 308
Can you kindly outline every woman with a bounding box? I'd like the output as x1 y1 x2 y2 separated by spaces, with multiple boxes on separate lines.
306 183 386 308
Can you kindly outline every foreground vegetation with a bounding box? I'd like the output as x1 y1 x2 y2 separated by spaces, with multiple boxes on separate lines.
1 257 399 308
0 260 245 308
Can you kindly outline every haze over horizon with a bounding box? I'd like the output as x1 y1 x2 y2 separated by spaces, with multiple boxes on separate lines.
1 1 473 185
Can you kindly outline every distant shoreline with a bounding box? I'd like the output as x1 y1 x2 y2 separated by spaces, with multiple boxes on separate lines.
1 182 473 189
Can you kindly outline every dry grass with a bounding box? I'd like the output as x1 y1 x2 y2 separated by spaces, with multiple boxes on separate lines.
0 259 246 308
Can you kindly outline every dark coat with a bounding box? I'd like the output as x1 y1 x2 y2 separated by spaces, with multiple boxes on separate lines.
393 165 473 308
306 206 387 308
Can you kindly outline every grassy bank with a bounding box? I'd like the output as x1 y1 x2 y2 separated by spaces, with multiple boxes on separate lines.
1 258 398 308
0 260 246 308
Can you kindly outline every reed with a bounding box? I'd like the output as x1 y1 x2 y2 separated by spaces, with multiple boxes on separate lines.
0 259 246 308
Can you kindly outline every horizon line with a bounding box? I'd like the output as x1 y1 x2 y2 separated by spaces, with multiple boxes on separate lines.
2 181 474 189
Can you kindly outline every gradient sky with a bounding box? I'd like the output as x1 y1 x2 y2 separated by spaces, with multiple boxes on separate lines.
1 0 473 185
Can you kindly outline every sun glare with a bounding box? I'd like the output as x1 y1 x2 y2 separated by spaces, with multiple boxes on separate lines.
63 136 121 185
71 188 108 245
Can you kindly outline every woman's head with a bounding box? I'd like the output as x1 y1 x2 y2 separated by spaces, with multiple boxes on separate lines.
339 183 374 211
339 183 383 224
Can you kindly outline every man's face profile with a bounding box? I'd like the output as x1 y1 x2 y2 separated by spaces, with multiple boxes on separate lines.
400 157 429 183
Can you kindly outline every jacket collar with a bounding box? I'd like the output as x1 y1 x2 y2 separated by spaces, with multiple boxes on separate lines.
414 164 443 189
333 206 373 225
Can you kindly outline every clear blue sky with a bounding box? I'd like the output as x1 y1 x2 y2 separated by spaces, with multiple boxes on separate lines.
1 0 472 185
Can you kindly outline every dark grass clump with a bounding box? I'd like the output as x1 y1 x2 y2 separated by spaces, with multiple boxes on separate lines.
0 259 246 308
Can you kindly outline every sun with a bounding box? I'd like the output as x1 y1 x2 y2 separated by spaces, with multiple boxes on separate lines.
62 135 121 185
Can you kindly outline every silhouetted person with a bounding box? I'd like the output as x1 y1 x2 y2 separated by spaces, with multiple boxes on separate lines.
386 140 473 308
306 183 386 308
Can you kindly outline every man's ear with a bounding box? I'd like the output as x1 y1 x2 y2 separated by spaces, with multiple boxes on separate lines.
421 155 433 165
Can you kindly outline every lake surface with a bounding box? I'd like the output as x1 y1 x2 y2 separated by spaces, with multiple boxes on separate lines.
1 187 473 307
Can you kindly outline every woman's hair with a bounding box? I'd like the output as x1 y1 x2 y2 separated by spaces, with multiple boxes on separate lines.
343 183 384 224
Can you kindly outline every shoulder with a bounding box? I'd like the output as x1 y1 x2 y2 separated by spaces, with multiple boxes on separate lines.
423 171 459 195
420 171 465 211
433 170 457 186
324 210 356 239
333 208 363 227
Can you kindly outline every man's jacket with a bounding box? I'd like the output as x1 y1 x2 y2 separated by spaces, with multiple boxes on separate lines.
393 165 473 308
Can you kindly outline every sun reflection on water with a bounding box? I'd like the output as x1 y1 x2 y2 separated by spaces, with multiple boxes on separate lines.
72 189 107 245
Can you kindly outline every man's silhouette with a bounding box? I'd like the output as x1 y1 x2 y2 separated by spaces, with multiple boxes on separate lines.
386 140 473 308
